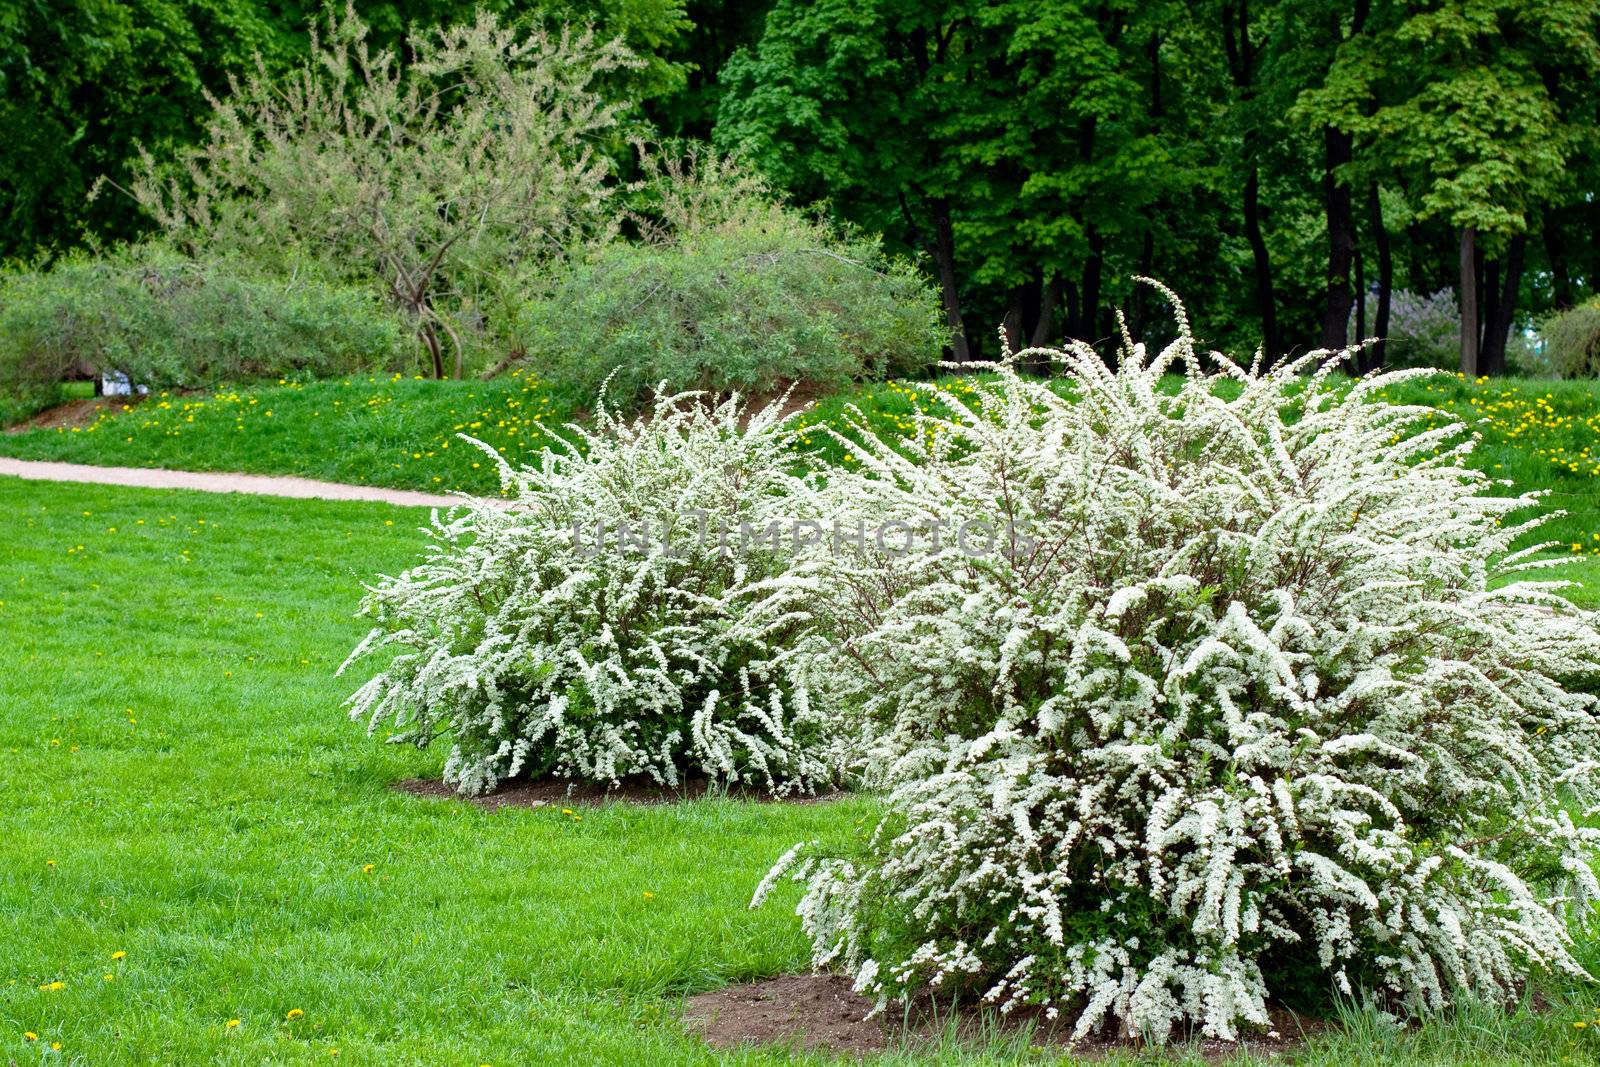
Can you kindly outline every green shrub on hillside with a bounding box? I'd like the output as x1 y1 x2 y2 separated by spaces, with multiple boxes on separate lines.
1539 300 1600 379
0 249 406 412
515 153 944 407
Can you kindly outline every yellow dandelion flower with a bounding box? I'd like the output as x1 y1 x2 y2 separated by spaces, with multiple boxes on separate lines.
286 1009 304 1020
226 1019 241 1029
24 1032 37 1041
362 864 375 874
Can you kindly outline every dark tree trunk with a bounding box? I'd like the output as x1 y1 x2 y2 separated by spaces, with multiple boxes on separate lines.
1480 234 1526 376
1367 184 1392 372
1320 126 1357 350
1459 226 1478 375
929 199 971 362
1077 229 1106 345
1001 274 1041 357
1355 243 1366 342
1222 1 1278 364
1543 220 1574 310
1243 166 1280 364
1021 276 1063 375
1001 287 1026 358
1405 221 1427 294
1475 238 1486 347
1031 275 1063 347
1317 0 1366 350
1479 256 1498 361
1129 228 1156 340
421 323 445 380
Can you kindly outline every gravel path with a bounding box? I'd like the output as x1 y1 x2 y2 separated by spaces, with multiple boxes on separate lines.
0 457 464 509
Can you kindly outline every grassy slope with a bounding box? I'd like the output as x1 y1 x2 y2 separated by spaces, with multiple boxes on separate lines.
0 371 576 498
4 370 1595 521
3 368 1595 609
3 477 1600 1064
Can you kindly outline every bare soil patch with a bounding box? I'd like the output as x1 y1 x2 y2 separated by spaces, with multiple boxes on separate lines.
6 394 142 433
684 974 1328 1061
685 975 890 1057
745 380 830 424
396 775 844 810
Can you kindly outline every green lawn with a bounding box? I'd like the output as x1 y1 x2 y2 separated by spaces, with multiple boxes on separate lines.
0 370 581 498
0 479 869 1065
4 477 1600 1064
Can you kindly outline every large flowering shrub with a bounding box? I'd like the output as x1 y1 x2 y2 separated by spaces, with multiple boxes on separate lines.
759 296 1600 1042
342 390 834 796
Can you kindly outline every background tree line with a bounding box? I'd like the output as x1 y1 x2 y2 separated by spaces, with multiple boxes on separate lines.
4 0 1598 373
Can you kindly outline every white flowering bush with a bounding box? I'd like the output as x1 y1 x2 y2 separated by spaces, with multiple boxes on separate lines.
758 293 1600 1043
341 389 836 796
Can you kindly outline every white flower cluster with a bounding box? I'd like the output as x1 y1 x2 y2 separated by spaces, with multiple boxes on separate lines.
758 293 1600 1042
341 389 834 796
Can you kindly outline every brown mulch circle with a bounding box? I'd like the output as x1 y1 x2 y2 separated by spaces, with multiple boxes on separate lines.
396 776 845 810
684 974 1331 1061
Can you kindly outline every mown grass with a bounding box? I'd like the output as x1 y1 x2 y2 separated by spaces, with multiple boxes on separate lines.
0 370 583 498
5 477 1600 1064
0 479 868 1064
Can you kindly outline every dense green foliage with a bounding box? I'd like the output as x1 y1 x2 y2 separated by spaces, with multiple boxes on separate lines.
713 0 1600 370
0 0 695 260
0 250 404 418
519 157 941 405
5 0 1596 378
0 0 284 255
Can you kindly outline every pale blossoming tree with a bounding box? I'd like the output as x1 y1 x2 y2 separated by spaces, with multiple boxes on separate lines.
124 4 639 378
